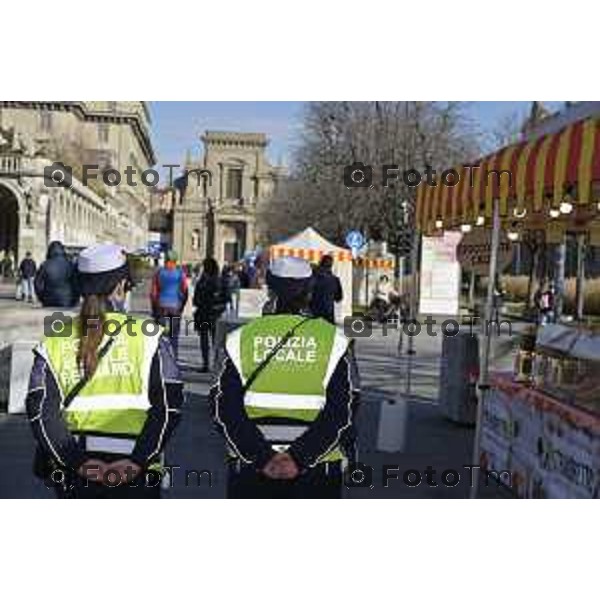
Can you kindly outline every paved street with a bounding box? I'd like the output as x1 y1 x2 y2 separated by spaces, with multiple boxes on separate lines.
0 282 516 498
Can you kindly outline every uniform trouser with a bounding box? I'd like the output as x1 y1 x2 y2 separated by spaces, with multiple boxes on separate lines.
227 461 343 499
158 312 182 359
53 473 161 499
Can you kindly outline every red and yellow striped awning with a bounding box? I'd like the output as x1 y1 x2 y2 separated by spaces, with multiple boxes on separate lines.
269 245 353 262
416 115 600 232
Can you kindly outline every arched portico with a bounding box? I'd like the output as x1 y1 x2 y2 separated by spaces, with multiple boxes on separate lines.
0 179 24 264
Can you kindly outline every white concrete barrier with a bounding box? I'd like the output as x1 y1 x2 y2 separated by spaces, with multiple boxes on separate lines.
376 398 409 453
8 341 36 414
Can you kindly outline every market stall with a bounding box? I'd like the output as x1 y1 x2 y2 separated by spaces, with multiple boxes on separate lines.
416 113 600 498
482 372 599 498
269 227 353 320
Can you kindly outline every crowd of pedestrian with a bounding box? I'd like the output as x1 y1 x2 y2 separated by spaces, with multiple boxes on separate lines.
7 238 350 376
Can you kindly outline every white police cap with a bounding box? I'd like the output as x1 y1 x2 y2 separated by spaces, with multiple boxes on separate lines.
269 256 312 279
77 243 129 295
78 243 126 274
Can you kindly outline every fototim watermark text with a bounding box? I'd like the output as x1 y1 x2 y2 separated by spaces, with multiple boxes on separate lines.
343 162 513 190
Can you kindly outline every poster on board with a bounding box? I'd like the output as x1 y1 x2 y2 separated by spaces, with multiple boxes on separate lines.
418 232 462 315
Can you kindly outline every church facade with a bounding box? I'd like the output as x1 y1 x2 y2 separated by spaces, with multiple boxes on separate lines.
170 131 286 266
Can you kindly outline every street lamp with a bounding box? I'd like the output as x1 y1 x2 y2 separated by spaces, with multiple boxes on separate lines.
559 200 573 214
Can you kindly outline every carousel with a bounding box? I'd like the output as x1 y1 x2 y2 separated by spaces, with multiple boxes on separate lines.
416 114 600 498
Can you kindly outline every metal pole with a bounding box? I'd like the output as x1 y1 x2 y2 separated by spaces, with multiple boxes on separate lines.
364 263 369 309
405 227 420 395
468 270 476 312
554 235 567 320
575 233 586 321
470 197 501 499
398 256 405 295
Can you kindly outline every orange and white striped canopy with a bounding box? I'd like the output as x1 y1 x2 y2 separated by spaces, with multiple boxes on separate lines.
354 257 393 269
416 115 600 232
269 227 353 263
270 245 352 262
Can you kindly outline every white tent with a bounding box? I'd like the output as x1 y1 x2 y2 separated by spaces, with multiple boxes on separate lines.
269 227 353 321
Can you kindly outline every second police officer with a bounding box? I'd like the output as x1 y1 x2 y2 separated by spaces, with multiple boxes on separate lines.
210 256 360 498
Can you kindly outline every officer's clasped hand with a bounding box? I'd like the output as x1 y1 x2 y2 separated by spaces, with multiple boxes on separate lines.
262 452 299 480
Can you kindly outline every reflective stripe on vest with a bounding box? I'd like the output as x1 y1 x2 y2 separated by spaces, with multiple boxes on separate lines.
39 312 162 457
257 425 309 443
226 314 349 463
84 435 136 454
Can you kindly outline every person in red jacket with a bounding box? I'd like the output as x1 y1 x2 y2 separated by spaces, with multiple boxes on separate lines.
150 250 189 359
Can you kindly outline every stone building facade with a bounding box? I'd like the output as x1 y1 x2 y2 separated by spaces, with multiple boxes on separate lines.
170 131 285 265
0 101 155 265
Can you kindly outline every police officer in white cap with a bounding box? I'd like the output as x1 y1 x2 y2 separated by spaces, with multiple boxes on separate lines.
26 243 184 498
210 256 360 498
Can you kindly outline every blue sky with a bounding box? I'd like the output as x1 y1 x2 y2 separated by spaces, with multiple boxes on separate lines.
148 101 565 169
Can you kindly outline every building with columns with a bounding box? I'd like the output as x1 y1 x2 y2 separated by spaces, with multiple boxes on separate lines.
170 131 285 265
0 101 155 265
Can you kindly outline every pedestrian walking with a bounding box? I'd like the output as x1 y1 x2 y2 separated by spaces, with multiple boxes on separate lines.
492 274 505 322
309 254 343 324
222 264 241 316
7 250 16 279
246 259 257 288
210 256 360 499
193 257 227 372
34 241 78 307
1 250 15 279
536 281 557 325
237 262 250 289
150 249 188 359
26 243 184 498
17 251 37 302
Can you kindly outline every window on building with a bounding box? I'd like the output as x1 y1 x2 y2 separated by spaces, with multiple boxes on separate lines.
98 123 110 143
191 229 200 250
226 168 243 199
40 109 53 133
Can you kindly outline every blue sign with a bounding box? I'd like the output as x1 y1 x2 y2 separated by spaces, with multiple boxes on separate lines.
346 230 365 250
146 241 163 257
